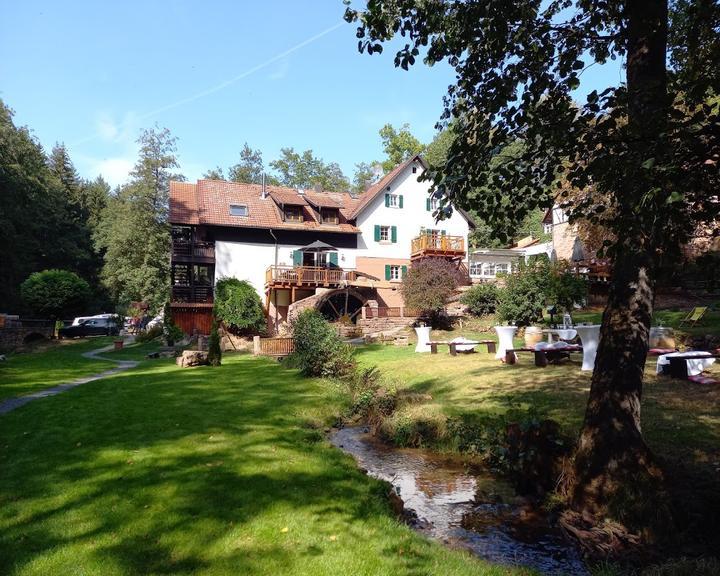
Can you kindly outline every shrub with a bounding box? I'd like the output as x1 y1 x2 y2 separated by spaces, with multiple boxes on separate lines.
213 278 265 334
135 324 163 343
401 258 466 322
20 269 92 319
495 261 547 326
291 309 355 378
207 319 222 366
162 302 184 345
460 283 500 316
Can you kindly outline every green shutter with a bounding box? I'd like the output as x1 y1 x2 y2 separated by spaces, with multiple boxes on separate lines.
329 252 338 266
441 230 446 236
292 250 302 266
399 195 404 208
401 265 408 278
385 194 390 207
385 265 391 281
426 198 431 211
374 225 381 242
391 226 397 243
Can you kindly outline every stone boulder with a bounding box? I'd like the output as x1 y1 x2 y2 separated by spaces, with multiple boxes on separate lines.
176 350 209 367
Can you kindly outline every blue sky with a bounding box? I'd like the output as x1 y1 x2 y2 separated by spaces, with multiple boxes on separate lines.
1 1 624 188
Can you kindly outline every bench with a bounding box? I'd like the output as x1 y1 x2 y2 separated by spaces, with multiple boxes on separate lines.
505 345 583 367
427 340 497 356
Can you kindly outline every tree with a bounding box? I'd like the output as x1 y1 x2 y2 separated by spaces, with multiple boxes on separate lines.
95 126 183 310
228 143 266 184
213 278 266 334
203 166 225 180
20 269 92 320
378 123 425 172
207 319 222 366
352 161 382 193
0 100 99 312
400 258 465 323
270 147 350 191
345 0 720 535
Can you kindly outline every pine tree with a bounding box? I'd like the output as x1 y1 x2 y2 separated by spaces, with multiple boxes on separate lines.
207 320 222 366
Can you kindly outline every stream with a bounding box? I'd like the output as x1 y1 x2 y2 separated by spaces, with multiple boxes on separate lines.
331 427 587 575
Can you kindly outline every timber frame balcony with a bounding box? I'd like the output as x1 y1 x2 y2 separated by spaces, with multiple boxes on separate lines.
410 234 465 260
265 265 357 288
171 285 214 304
171 240 215 263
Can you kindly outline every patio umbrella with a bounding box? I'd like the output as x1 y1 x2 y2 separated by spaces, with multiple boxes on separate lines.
298 240 337 267
571 237 586 262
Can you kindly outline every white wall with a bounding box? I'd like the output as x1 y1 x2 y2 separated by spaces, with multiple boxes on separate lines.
215 240 358 299
355 160 471 261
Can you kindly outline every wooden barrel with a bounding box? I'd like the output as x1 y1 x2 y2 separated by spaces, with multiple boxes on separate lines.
524 326 543 347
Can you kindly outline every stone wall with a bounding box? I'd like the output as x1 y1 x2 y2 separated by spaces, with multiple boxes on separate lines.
0 326 55 352
552 221 577 261
356 316 417 334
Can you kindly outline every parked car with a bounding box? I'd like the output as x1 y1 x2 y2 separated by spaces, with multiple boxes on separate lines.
71 313 114 326
59 317 119 338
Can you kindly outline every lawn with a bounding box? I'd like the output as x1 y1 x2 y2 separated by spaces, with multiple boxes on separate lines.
355 340 720 467
0 338 115 401
0 351 527 576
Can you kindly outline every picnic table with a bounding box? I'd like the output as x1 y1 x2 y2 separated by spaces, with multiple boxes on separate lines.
656 351 719 379
504 344 583 367
427 340 497 356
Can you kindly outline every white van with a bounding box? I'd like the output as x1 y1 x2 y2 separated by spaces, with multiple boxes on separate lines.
71 313 114 326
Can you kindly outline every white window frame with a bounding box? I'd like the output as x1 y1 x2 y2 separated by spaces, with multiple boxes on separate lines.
389 265 401 281
495 262 510 275
469 261 483 277
482 263 496 277
387 194 400 208
229 204 248 217
430 197 439 210
379 225 390 242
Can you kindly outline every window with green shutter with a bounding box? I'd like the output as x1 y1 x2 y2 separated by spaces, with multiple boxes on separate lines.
398 195 403 208
385 194 390 207
374 225 381 242
401 265 408 278
426 198 431 211
292 250 303 266
391 226 397 243
385 265 391 280
329 252 338 266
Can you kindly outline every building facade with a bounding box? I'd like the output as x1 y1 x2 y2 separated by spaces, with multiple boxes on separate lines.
168 156 474 334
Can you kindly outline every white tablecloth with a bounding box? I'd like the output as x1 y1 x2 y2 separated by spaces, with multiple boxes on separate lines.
494 326 517 360
415 326 432 353
542 329 577 342
450 336 476 352
656 351 715 376
575 325 602 371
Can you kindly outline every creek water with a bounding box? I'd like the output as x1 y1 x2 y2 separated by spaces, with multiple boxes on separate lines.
331 427 587 575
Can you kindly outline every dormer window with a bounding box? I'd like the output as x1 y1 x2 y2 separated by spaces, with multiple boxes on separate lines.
285 205 304 222
320 208 339 225
229 204 248 217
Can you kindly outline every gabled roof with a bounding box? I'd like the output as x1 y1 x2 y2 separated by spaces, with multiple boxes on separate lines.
169 180 360 234
303 190 344 209
348 155 426 219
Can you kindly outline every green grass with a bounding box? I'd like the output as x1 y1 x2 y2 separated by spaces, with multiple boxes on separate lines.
0 338 115 401
355 339 720 466
0 352 529 576
104 339 165 361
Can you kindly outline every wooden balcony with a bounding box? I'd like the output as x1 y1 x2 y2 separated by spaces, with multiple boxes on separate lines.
411 234 465 260
265 266 357 288
171 285 214 304
171 240 215 263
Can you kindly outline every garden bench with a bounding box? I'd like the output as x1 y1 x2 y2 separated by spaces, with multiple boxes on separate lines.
427 340 497 356
504 345 583 367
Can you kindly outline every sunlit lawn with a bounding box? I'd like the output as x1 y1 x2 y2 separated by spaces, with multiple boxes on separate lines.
0 338 115 401
0 352 528 576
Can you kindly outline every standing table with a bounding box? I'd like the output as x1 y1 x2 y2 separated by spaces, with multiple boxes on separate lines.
415 326 432 353
494 325 518 361
574 325 601 371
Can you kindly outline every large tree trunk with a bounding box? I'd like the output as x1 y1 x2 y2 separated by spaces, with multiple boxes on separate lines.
570 0 672 532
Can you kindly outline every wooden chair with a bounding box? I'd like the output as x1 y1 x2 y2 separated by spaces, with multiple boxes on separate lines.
678 307 708 328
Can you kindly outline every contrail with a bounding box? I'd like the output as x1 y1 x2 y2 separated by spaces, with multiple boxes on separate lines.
73 20 344 146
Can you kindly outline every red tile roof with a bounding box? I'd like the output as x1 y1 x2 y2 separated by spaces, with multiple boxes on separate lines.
170 180 360 234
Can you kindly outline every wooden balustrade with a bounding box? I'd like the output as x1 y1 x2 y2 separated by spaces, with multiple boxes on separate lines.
171 285 214 303
265 266 357 287
410 234 465 259
253 336 295 357
171 241 215 260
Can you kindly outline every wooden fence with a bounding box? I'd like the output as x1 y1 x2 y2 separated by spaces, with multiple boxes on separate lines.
253 336 295 357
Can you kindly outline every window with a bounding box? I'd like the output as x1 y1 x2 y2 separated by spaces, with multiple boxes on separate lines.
375 224 397 243
229 204 248 217
412 166 417 174
320 208 339 224
543 223 553 234
469 261 482 277
379 225 390 241
495 263 510 275
385 193 403 208
285 206 303 222
431 197 439 210
482 263 496 277
389 265 401 281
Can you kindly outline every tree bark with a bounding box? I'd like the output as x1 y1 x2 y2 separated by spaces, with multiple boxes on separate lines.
570 0 672 530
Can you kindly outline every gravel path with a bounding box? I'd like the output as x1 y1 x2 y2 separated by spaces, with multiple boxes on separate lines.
0 340 138 415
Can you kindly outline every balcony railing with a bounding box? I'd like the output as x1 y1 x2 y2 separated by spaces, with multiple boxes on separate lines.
265 266 357 287
171 241 215 261
411 234 465 258
171 285 214 303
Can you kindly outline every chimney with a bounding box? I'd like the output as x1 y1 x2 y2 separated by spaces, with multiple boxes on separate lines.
261 173 267 199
